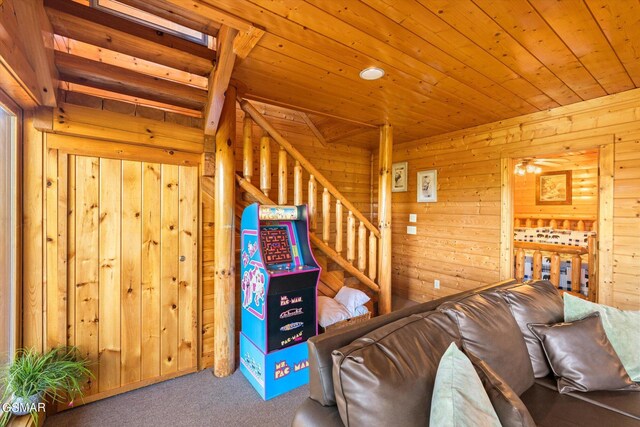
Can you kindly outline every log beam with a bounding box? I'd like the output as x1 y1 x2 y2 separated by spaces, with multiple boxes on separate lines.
213 84 237 377
204 26 238 135
55 51 207 111
378 124 393 315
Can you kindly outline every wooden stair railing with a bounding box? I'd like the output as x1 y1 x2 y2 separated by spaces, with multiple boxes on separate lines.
237 174 380 294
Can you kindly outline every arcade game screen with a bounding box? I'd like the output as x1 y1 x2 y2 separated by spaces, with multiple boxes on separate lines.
260 226 293 265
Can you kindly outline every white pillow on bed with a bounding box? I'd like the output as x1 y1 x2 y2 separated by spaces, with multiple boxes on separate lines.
317 296 350 328
334 287 370 317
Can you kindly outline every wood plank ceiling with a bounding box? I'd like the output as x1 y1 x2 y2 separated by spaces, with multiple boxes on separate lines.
44 0 640 147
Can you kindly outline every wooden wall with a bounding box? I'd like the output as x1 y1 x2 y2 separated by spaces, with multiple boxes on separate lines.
383 88 640 310
514 151 599 220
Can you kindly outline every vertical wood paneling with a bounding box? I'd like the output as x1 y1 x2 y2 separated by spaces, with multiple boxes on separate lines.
45 149 61 349
121 161 142 385
75 156 100 395
178 166 197 370
98 158 121 392
67 155 76 346
141 162 161 380
57 154 68 347
161 164 179 375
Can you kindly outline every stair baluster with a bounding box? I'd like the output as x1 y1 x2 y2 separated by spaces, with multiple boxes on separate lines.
293 160 302 205
278 147 287 204
358 222 366 273
347 211 355 264
368 232 376 281
335 200 343 255
308 174 317 231
260 132 271 197
243 115 253 183
322 188 330 244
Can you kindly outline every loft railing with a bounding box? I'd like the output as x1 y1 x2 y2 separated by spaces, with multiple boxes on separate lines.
238 99 380 294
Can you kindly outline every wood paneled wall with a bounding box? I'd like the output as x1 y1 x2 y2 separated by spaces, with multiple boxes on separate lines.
514 151 599 220
200 101 374 366
382 88 640 310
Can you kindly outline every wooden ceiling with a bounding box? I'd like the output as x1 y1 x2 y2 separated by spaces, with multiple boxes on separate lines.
8 0 640 148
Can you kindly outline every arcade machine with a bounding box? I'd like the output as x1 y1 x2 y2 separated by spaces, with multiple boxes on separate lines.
239 203 321 400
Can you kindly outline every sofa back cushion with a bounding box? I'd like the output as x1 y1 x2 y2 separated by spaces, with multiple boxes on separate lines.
439 293 535 395
498 280 564 377
332 311 459 427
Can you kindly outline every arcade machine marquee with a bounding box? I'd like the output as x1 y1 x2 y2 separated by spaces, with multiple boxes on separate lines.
239 204 321 400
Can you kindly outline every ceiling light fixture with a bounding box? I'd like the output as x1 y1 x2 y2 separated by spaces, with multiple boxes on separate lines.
359 67 385 80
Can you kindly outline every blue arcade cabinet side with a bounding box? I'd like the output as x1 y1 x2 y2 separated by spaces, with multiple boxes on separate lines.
239 203 321 400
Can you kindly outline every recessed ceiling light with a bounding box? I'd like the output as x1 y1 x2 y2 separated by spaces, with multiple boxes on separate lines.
359 67 385 80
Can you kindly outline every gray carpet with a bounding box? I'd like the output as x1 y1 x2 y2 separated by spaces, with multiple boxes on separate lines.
45 370 308 427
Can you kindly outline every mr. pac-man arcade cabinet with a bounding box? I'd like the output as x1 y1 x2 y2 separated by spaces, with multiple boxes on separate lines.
239 203 320 400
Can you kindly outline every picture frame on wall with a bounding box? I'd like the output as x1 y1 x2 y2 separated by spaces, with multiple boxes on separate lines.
392 161 408 192
417 170 437 202
536 170 572 205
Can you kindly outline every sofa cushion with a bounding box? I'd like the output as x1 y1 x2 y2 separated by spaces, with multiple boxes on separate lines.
439 293 535 395
466 350 536 427
529 313 640 394
499 280 564 378
332 311 459 427
564 292 640 382
430 343 501 427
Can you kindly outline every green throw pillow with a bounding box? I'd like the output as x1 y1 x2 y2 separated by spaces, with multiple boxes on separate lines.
564 293 640 382
430 343 501 427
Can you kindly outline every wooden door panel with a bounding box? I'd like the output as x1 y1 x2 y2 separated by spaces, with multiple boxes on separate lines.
45 152 199 401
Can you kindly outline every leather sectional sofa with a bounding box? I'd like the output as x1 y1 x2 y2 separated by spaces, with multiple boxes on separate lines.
292 279 640 426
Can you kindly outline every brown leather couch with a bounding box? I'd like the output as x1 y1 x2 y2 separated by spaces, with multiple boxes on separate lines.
292 279 640 426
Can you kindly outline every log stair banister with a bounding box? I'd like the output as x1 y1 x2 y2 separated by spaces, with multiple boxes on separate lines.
239 98 380 239
236 174 380 294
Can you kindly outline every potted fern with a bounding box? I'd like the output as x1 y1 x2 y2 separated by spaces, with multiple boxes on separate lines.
0 346 92 425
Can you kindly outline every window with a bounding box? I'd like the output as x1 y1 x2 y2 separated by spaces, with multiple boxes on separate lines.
0 99 19 365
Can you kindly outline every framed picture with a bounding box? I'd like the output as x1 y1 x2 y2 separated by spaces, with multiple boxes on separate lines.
536 170 572 205
417 170 437 202
392 162 408 192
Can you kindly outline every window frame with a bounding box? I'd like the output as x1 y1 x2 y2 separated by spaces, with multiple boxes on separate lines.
0 89 22 362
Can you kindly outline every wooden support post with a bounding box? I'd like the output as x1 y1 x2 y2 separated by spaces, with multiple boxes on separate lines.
278 147 287 204
357 222 366 272
335 200 343 255
587 235 597 301
571 254 582 293
378 124 392 314
537 219 544 228
525 218 532 228
213 84 236 377
308 175 317 231
368 232 377 281
577 220 585 231
515 248 525 282
322 188 330 244
550 219 557 229
346 211 355 263
533 250 542 280
550 252 560 287
260 132 271 197
242 115 253 182
293 161 302 205
514 218 521 228
562 219 570 230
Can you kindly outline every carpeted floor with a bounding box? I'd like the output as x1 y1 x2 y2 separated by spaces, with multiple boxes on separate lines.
45 369 308 427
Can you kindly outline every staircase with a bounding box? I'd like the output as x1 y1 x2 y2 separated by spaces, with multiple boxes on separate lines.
232 99 382 313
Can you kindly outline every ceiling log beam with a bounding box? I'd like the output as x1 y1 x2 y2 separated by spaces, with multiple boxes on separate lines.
55 51 207 111
204 26 238 135
44 0 214 76
156 0 255 32
233 26 265 59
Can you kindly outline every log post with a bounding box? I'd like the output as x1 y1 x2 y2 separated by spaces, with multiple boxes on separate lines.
308 175 317 231
278 147 287 204
357 222 366 272
587 235 597 301
242 115 253 182
293 160 302 205
537 218 544 228
322 188 330 244
378 124 392 314
577 220 585 231
562 219 570 230
533 249 542 280
550 252 560 287
346 211 356 263
515 247 525 282
525 218 532 228
368 232 377 281
571 254 582 293
514 218 521 228
213 84 236 377
335 200 343 255
549 219 557 229
260 132 271 197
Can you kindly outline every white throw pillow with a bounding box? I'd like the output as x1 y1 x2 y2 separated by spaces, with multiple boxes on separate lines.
317 296 350 328
334 287 370 317
352 305 369 317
